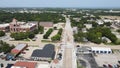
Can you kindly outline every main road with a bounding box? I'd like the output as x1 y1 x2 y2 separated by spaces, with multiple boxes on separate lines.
61 16 77 68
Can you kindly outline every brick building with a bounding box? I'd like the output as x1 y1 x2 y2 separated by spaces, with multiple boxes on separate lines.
10 19 37 32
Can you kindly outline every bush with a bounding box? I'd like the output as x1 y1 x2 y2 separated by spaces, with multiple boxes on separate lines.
57 28 63 35
38 26 44 34
51 28 63 41
43 28 53 39
0 31 5 37
51 34 61 41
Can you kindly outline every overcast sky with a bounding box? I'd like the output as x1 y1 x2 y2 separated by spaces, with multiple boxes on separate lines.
0 0 120 8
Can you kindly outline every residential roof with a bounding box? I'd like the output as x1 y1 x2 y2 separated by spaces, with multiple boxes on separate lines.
31 44 55 59
11 61 37 68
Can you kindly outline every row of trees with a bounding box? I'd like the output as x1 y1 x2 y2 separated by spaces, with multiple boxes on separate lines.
0 40 15 53
10 31 35 40
0 31 5 37
51 28 63 42
43 28 53 39
10 28 40 40
0 11 65 23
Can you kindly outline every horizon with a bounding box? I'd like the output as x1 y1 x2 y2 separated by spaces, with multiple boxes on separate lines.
0 0 120 9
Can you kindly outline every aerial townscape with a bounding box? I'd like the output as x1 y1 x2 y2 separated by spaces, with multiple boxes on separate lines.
0 0 120 68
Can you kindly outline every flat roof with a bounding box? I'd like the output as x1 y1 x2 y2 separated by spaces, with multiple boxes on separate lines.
31 44 55 59
20 23 36 28
37 63 49 68
12 61 37 68
91 47 112 51
0 23 9 27
14 44 27 51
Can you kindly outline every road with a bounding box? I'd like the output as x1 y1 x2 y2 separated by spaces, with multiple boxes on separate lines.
61 17 77 68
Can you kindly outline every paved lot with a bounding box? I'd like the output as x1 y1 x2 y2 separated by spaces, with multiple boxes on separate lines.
21 47 41 59
95 53 120 67
77 53 99 68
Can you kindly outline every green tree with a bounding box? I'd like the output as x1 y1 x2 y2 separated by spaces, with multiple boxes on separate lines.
51 34 61 41
0 31 5 37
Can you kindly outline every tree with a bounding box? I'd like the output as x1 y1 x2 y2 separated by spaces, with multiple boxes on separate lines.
28 32 35 39
33 29 39 34
38 26 44 34
51 34 61 41
0 31 5 37
0 40 15 53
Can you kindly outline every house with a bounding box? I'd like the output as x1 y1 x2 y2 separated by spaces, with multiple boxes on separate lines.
0 23 9 32
31 44 55 61
11 43 28 56
11 61 37 68
96 20 104 25
84 24 92 29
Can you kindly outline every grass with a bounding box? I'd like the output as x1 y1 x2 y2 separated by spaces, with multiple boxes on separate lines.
41 40 52 43
23 38 30 41
77 60 84 68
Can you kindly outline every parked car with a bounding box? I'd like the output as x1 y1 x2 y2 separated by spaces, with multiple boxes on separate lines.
108 64 112 68
103 64 107 67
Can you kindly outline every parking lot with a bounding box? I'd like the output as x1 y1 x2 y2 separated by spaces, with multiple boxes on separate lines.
76 46 98 68
20 47 42 59
95 54 119 67
94 50 120 67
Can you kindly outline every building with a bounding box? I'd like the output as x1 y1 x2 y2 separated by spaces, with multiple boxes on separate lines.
10 18 37 32
31 44 55 61
91 47 112 54
84 24 92 29
11 61 37 68
11 43 28 56
0 23 9 32
96 20 104 25
39 22 53 27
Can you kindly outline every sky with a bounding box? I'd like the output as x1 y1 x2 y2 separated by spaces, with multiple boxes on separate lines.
0 0 120 8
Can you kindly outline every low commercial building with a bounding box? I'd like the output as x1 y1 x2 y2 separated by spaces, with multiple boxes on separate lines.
91 47 112 54
0 23 9 32
10 18 37 32
11 43 28 56
39 22 53 27
11 61 37 68
31 44 55 61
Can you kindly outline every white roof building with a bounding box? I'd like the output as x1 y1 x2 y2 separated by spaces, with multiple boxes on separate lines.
96 20 104 25
20 23 36 28
0 23 9 27
84 24 92 29
91 47 112 54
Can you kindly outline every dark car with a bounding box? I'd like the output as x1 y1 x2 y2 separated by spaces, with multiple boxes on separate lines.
103 64 107 67
108 64 112 68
